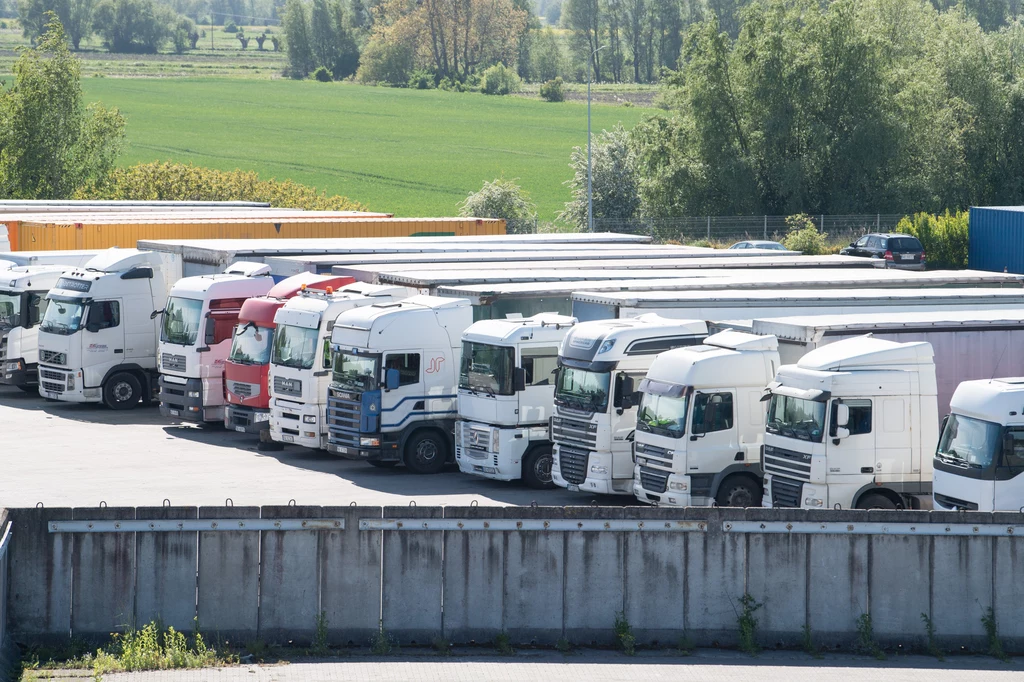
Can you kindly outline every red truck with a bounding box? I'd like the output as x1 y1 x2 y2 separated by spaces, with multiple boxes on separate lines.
223 273 355 447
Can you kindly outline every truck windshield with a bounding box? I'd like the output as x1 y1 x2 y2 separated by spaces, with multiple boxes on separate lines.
161 296 203 346
766 394 825 443
637 393 688 438
332 351 379 392
555 366 611 412
459 341 514 395
936 414 1002 470
0 290 19 330
272 324 320 370
229 323 273 365
40 299 86 336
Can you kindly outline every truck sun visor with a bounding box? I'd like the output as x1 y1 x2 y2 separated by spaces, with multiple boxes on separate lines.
762 382 830 403
638 377 686 398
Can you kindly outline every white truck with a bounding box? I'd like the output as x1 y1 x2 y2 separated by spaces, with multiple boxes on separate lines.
325 295 473 473
267 282 414 449
550 315 708 495
932 379 1024 511
156 262 276 423
762 337 939 510
455 313 577 488
36 248 182 409
632 331 780 507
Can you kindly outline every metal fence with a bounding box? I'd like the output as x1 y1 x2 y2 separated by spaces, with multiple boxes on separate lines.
592 214 905 243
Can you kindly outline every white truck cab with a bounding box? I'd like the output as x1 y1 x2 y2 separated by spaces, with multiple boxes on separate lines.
762 336 938 510
456 313 577 488
36 248 181 409
156 262 275 423
632 331 779 507
933 379 1024 511
268 282 413 449
550 315 708 496
326 295 473 473
1 266 78 391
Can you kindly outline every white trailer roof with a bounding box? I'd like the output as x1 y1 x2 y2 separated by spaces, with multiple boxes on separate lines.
752 308 1024 343
571 287 1024 307
433 269 1024 300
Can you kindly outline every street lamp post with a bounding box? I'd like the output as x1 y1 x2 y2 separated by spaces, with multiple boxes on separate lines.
587 45 606 233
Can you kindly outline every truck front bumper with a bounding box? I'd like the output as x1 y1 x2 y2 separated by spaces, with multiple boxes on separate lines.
271 399 324 449
327 432 401 461
224 404 271 434
551 447 633 495
159 376 222 423
1 358 35 387
37 365 100 403
455 432 529 482
632 468 699 507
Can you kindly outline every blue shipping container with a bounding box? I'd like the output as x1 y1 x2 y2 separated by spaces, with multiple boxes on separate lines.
969 206 1024 274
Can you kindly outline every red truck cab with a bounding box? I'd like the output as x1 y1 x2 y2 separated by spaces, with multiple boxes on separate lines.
223 273 355 445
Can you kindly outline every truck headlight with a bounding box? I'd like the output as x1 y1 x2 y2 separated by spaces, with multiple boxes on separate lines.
360 436 380 447
490 428 500 453
669 481 688 492
67 372 76 390
254 412 271 423
188 391 200 398
6 361 21 371
804 497 824 507
590 465 608 475
303 415 316 424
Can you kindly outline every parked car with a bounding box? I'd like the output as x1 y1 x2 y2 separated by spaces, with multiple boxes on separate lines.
727 240 788 251
840 233 926 270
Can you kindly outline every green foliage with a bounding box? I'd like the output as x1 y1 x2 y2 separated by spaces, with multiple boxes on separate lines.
920 613 943 661
801 625 821 659
481 63 521 95
555 637 573 653
855 613 885 660
92 0 175 53
78 161 366 210
737 594 761 655
356 39 414 86
313 65 332 81
494 632 515 656
675 635 695 655
369 620 395 655
894 211 968 270
283 0 315 77
459 177 536 234
222 21 237 32
408 69 434 90
540 76 564 102
982 607 1008 662
561 123 640 230
91 621 226 674
432 636 451 656
18 0 94 49
531 28 566 81
613 612 636 656
0 16 125 199
782 214 827 255
309 610 329 656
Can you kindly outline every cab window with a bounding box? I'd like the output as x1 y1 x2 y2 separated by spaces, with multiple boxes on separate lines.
692 392 734 433
831 399 872 436
385 353 420 386
522 346 558 387
89 301 120 330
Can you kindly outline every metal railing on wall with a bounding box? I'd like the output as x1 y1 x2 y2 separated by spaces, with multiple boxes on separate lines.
593 214 905 242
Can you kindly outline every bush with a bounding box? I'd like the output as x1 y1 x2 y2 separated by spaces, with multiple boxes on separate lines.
782 213 827 255
408 69 434 90
313 66 332 82
355 39 414 86
459 177 537 234
540 77 564 102
437 77 466 92
894 210 968 269
481 63 521 95
223 21 238 33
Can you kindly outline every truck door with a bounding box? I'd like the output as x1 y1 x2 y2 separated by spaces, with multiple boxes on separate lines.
519 345 559 424
83 300 125 386
690 391 737 501
382 352 423 430
994 428 1024 511
831 398 875 489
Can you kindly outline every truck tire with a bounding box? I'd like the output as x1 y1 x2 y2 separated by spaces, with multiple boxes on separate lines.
403 430 448 475
103 372 141 410
715 475 762 508
368 460 398 468
856 493 897 510
522 446 554 489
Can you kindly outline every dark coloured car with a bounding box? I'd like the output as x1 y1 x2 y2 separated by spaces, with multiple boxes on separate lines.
840 233 926 270
727 240 789 251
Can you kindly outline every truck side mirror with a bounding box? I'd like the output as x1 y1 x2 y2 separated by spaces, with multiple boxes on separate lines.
614 374 636 410
150 309 164 320
385 368 400 391
204 316 216 345
513 367 527 392
836 403 850 428
835 427 850 440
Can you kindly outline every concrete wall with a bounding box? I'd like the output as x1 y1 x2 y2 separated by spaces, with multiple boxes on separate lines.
3 505 1024 651
0 510 16 679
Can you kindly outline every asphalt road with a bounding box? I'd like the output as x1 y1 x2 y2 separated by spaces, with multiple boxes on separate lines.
0 386 622 509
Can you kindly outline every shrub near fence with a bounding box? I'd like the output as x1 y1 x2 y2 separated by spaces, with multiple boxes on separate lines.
894 211 969 270
594 215 904 245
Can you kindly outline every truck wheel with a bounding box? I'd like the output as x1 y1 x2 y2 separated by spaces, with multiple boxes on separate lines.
368 460 398 468
715 475 762 508
103 373 141 410
403 431 448 474
522 446 554 489
856 493 897 510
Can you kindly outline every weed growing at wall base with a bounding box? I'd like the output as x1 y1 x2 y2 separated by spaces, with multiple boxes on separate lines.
90 621 232 674
737 595 762 655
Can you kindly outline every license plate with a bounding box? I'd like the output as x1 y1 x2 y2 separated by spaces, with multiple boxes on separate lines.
567 484 580 492
337 446 350 454
46 392 58 399
901 253 914 260
283 435 294 443
234 426 246 433
170 409 180 416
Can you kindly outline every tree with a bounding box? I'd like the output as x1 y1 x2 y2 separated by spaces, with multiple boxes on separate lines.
283 0 315 76
531 27 565 81
92 0 175 52
18 0 95 48
459 177 537 234
173 15 194 52
564 0 601 81
255 33 266 49
0 16 125 199
560 124 640 230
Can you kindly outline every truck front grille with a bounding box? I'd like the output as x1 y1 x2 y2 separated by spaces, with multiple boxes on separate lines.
635 441 673 466
326 389 361 447
558 445 589 485
39 369 65 382
227 380 258 399
770 476 802 508
638 466 668 493
459 423 491 460
273 375 302 397
763 445 811 482
551 416 598 449
40 350 67 366
161 353 186 372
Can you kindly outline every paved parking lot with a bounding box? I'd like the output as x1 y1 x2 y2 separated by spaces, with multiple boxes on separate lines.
0 386 619 509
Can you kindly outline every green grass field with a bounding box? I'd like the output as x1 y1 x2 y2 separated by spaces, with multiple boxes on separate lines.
79 78 654 219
